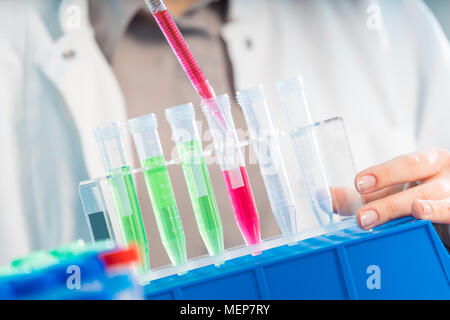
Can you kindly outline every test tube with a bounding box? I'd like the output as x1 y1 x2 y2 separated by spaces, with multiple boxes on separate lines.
276 76 334 225
165 103 224 257
201 94 261 253
128 114 187 266
93 122 150 273
236 86 298 235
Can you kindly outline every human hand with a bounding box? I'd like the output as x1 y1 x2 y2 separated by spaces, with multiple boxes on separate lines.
354 148 450 229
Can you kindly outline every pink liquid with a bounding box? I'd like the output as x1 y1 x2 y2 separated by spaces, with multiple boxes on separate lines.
153 9 226 127
223 167 261 249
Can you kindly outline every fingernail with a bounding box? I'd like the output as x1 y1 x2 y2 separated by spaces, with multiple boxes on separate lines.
420 201 432 216
360 210 378 228
357 174 376 192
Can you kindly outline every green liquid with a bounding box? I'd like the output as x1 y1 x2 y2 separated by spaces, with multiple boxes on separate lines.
107 166 150 274
178 140 224 256
142 155 187 266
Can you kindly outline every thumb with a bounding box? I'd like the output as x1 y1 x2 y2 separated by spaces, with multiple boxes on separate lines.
411 198 450 224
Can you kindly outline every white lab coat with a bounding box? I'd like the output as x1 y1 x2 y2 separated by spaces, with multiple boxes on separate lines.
0 0 127 263
0 0 449 264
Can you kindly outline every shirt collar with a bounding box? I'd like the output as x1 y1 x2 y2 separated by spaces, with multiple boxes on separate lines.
89 0 221 61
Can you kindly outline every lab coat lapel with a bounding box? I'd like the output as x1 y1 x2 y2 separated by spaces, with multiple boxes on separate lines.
35 1 129 179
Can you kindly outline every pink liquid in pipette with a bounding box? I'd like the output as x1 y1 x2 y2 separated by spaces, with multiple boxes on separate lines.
153 10 212 98
153 9 227 126
223 167 261 252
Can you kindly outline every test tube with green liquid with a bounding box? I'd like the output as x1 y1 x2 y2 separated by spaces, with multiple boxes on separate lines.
165 103 224 257
93 122 150 274
128 114 187 266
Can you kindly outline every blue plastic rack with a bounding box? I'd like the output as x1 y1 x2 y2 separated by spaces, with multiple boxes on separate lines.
144 217 450 300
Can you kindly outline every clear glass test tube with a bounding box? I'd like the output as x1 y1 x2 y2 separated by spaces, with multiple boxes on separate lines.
128 114 187 266
236 86 298 235
93 122 150 273
276 76 334 225
201 94 261 254
165 103 224 257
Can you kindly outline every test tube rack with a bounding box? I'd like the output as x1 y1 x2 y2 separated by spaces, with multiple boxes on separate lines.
81 116 361 281
144 217 450 300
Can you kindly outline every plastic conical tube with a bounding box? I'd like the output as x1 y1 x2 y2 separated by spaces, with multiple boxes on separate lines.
276 76 334 225
237 86 298 235
128 114 187 266
165 103 224 257
201 95 261 254
93 122 150 274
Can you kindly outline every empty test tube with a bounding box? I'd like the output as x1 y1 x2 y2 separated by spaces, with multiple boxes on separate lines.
165 103 224 256
128 114 187 266
237 86 298 235
276 76 334 225
201 95 261 253
93 122 150 273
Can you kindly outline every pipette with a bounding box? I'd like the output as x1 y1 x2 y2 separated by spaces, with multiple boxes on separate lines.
237 86 298 235
166 103 224 257
144 0 226 128
93 122 150 273
276 76 334 225
128 114 187 266
201 95 261 253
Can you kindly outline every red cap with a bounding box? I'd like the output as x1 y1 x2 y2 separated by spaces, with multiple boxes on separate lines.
99 246 139 268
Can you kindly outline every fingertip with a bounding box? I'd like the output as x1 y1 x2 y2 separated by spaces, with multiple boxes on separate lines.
355 214 367 230
356 208 379 230
355 173 377 194
411 200 432 220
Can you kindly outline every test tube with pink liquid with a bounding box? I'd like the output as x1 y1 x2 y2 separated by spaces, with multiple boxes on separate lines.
201 95 261 254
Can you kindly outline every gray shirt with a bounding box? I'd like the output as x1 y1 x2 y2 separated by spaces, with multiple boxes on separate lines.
89 0 276 267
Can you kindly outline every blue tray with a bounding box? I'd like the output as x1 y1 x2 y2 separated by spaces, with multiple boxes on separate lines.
144 218 450 300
